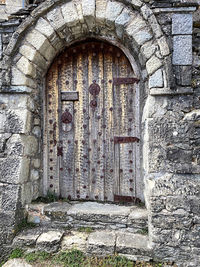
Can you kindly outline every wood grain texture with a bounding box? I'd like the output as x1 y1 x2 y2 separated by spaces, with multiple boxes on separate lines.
46 41 140 202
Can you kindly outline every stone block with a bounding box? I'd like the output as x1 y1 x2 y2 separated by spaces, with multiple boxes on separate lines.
116 232 150 255
67 202 131 223
146 55 162 75
43 202 72 221
0 133 11 154
174 65 192 86
32 158 41 169
19 44 48 71
11 67 36 89
61 1 79 27
140 40 156 60
32 180 40 200
131 0 142 8
157 36 170 57
0 34 2 60
25 29 56 62
0 183 20 212
2 259 32 267
96 0 107 24
13 232 40 247
36 230 64 252
149 69 164 88
148 15 163 39
30 169 39 181
46 7 66 33
16 56 36 79
21 182 33 205
0 94 29 109
61 231 89 252
172 14 193 35
0 109 32 134
106 1 123 27
141 5 153 20
87 230 116 255
126 16 152 46
35 17 55 39
173 35 192 65
0 156 30 184
115 9 131 38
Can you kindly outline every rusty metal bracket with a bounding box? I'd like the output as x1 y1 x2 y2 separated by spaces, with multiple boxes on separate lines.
61 91 79 101
61 109 72 124
113 77 140 85
114 136 140 144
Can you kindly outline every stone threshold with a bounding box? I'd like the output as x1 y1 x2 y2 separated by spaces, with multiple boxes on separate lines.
26 201 148 234
13 228 152 262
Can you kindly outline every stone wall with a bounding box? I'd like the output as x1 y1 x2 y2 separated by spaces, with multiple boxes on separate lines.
0 0 199 266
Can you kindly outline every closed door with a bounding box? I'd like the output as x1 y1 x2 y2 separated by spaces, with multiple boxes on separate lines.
45 41 140 202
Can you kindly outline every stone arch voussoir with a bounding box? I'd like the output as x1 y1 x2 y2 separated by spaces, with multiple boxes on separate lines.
3 0 171 94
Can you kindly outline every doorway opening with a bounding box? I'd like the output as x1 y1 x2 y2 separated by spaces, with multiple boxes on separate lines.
45 40 141 203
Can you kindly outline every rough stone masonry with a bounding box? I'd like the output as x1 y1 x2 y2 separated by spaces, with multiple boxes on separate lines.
0 0 200 266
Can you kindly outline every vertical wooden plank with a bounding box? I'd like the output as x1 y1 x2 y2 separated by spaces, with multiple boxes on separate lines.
75 48 90 200
88 43 105 201
116 55 136 198
103 45 115 202
46 61 60 196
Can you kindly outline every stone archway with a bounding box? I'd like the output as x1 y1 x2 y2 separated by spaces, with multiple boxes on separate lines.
0 0 171 246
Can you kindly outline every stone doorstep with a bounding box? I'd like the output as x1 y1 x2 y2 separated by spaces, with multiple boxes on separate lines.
12 229 152 260
26 201 148 233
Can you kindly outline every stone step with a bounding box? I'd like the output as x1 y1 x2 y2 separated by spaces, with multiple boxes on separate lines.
12 228 152 262
26 201 148 234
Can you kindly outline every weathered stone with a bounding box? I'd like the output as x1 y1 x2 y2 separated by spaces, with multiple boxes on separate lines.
115 9 131 38
32 158 41 169
149 69 164 88
148 15 163 39
0 183 20 211
16 56 36 79
173 35 192 65
25 29 56 62
131 0 142 8
30 169 39 181
67 202 131 223
116 232 151 255
174 65 192 86
2 259 32 267
61 231 88 252
35 17 55 39
46 7 66 34
0 157 30 184
141 5 153 20
32 126 41 138
106 1 123 26
6 135 38 156
11 67 36 88
146 55 162 75
61 1 79 27
126 15 152 46
96 0 107 24
157 36 170 57
13 232 40 247
19 44 48 70
87 230 116 255
140 40 156 60
172 14 193 35
36 230 64 252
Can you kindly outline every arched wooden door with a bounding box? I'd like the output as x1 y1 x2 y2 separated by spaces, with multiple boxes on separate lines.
45 41 141 202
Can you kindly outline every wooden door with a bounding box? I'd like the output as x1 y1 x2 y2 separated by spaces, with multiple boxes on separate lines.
45 41 140 202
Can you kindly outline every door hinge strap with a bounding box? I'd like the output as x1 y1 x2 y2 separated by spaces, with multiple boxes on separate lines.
114 136 140 144
113 77 140 85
